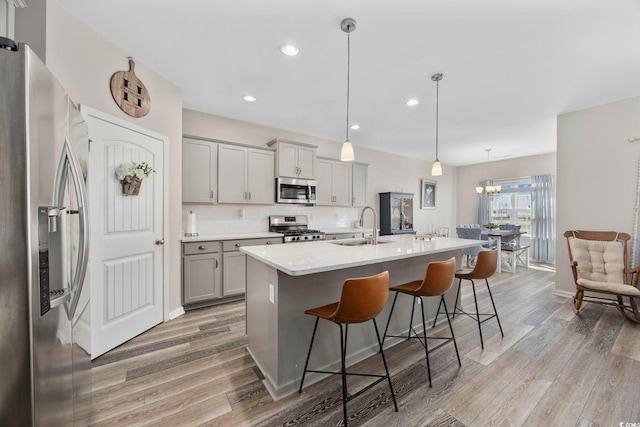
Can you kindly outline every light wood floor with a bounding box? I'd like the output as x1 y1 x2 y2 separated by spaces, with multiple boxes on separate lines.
89 264 640 426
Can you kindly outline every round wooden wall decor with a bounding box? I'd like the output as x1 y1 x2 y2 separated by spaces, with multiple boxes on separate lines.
110 58 151 118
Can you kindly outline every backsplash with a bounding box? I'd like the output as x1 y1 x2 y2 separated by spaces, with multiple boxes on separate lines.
182 204 362 235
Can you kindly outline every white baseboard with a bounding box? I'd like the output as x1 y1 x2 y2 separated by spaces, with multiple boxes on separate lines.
552 288 574 299
169 306 185 320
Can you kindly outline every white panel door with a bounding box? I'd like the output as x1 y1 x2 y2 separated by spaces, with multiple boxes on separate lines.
85 110 165 358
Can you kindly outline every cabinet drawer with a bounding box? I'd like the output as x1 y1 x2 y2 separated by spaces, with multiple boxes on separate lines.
326 233 362 240
222 237 283 252
183 241 220 255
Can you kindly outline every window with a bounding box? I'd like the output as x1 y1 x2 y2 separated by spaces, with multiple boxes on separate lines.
490 178 532 233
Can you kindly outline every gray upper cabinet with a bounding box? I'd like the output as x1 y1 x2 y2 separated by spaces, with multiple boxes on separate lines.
183 137 217 203
316 157 352 206
352 163 368 206
247 149 275 204
218 144 275 204
267 139 317 179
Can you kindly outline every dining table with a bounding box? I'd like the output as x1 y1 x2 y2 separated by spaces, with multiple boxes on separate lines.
481 229 523 273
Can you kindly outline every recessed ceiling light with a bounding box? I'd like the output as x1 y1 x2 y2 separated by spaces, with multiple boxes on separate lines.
243 95 257 102
280 44 299 56
350 124 360 130
406 99 420 106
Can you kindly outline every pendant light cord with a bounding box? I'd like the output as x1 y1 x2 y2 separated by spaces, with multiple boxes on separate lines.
435 77 439 160
345 29 351 143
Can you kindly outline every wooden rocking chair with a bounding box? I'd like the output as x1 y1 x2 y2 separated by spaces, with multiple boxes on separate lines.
564 230 640 322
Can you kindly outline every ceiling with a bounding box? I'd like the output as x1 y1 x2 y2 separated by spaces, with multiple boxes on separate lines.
54 0 640 166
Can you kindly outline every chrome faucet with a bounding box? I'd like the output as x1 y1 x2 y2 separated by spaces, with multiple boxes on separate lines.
359 206 378 245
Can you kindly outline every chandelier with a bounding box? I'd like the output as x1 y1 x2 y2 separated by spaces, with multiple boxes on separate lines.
476 149 501 195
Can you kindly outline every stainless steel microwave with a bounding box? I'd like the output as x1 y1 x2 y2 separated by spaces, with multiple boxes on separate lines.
276 177 317 205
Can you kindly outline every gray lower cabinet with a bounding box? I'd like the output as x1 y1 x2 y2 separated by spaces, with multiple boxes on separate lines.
182 242 222 305
222 251 247 296
222 237 282 296
183 237 282 308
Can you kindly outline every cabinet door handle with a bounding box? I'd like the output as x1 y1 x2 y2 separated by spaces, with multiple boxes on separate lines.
248 191 251 200
235 243 241 247
210 190 214 199
353 196 356 204
215 258 218 268
266 241 272 245
198 245 207 250
155 239 165 245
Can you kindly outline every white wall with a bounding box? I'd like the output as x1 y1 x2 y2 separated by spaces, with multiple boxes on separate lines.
556 96 640 295
183 109 457 235
17 2 184 316
456 153 557 226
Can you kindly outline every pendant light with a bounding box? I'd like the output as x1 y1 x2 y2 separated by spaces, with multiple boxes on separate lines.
431 73 443 176
340 18 356 162
475 149 502 196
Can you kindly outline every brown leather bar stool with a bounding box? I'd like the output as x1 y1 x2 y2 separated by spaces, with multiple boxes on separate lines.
435 250 503 349
382 257 460 387
298 271 398 426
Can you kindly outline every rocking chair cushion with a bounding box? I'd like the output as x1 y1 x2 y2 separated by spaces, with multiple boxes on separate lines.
576 278 640 297
569 238 625 284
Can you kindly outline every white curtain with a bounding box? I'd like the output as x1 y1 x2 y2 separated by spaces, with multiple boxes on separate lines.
531 174 555 262
632 157 640 267
476 180 492 225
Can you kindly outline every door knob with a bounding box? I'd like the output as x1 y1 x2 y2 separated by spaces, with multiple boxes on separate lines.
155 239 165 245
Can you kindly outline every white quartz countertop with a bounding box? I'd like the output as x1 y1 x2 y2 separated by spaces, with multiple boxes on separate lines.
182 232 284 242
240 234 484 276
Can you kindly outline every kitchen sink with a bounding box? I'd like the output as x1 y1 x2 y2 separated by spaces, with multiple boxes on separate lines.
330 239 392 246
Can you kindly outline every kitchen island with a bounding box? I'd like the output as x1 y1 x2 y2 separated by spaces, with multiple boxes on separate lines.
240 234 484 400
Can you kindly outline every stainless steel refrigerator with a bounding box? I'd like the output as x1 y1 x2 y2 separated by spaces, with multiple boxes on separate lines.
0 38 91 426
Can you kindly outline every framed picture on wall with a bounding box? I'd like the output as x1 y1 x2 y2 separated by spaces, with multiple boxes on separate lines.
421 179 436 209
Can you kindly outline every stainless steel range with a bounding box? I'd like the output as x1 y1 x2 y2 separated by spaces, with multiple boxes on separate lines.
269 215 326 243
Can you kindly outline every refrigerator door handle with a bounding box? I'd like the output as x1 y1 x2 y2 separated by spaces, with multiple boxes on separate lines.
54 139 90 320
